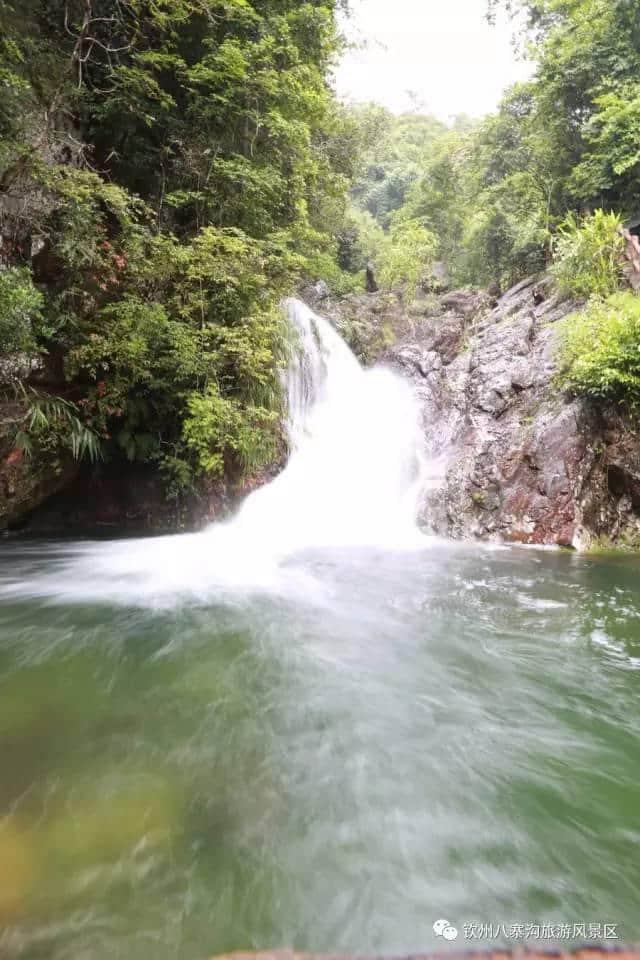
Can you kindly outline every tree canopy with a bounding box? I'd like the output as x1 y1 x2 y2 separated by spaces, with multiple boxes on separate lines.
0 0 361 493
341 0 640 292
3 0 640 499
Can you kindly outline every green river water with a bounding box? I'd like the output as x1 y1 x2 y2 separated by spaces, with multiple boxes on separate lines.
1 537 639 959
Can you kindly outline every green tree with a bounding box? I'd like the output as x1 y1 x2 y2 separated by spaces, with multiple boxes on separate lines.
486 0 640 216
378 220 437 299
0 0 357 493
349 106 448 229
551 210 625 300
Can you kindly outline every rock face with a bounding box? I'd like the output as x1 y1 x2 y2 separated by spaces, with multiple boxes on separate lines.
323 278 640 550
2 457 282 536
5 278 640 548
0 443 80 534
392 278 640 548
0 385 79 533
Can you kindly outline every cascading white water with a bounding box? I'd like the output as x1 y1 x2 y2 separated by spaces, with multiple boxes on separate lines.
5 299 429 603
235 298 427 551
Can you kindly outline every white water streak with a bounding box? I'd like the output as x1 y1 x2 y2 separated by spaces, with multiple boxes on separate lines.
4 300 430 603
237 298 428 551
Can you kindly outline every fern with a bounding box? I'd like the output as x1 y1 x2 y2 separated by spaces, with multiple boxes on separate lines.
15 386 102 463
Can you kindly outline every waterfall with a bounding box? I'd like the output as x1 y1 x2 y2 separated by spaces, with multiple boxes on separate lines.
6 299 428 603
234 298 427 552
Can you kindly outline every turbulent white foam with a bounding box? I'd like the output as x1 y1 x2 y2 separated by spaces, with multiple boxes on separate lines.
234 298 428 552
5 299 432 604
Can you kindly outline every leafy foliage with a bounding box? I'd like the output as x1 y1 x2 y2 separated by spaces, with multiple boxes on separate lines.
13 386 101 463
346 0 640 291
377 220 437 299
486 0 640 218
0 0 357 492
558 293 640 405
337 204 386 275
183 384 280 479
551 210 625 300
340 108 464 297
0 267 42 354
349 106 448 229
344 96 555 291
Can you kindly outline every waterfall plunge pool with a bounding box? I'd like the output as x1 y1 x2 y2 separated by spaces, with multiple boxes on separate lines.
1 302 640 958
2 540 640 959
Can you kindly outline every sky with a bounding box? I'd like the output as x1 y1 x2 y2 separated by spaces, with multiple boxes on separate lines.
335 0 533 120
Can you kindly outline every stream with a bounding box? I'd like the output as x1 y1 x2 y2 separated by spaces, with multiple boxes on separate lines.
1 302 640 959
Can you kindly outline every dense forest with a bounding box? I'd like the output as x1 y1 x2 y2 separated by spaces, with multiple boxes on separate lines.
0 0 363 500
1 0 640 510
345 0 640 289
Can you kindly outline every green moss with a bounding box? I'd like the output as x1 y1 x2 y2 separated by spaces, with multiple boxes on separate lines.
588 531 640 555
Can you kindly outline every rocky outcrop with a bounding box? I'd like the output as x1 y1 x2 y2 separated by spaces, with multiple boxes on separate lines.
324 278 640 550
2 457 282 536
394 277 640 548
0 443 79 533
6 278 640 548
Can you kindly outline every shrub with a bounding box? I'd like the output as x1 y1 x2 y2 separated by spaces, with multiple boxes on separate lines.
551 209 625 300
337 205 387 275
183 384 280 478
13 386 101 463
558 292 640 405
0 267 43 355
377 219 437 300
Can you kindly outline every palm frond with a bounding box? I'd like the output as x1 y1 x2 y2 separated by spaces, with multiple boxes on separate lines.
16 385 102 463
